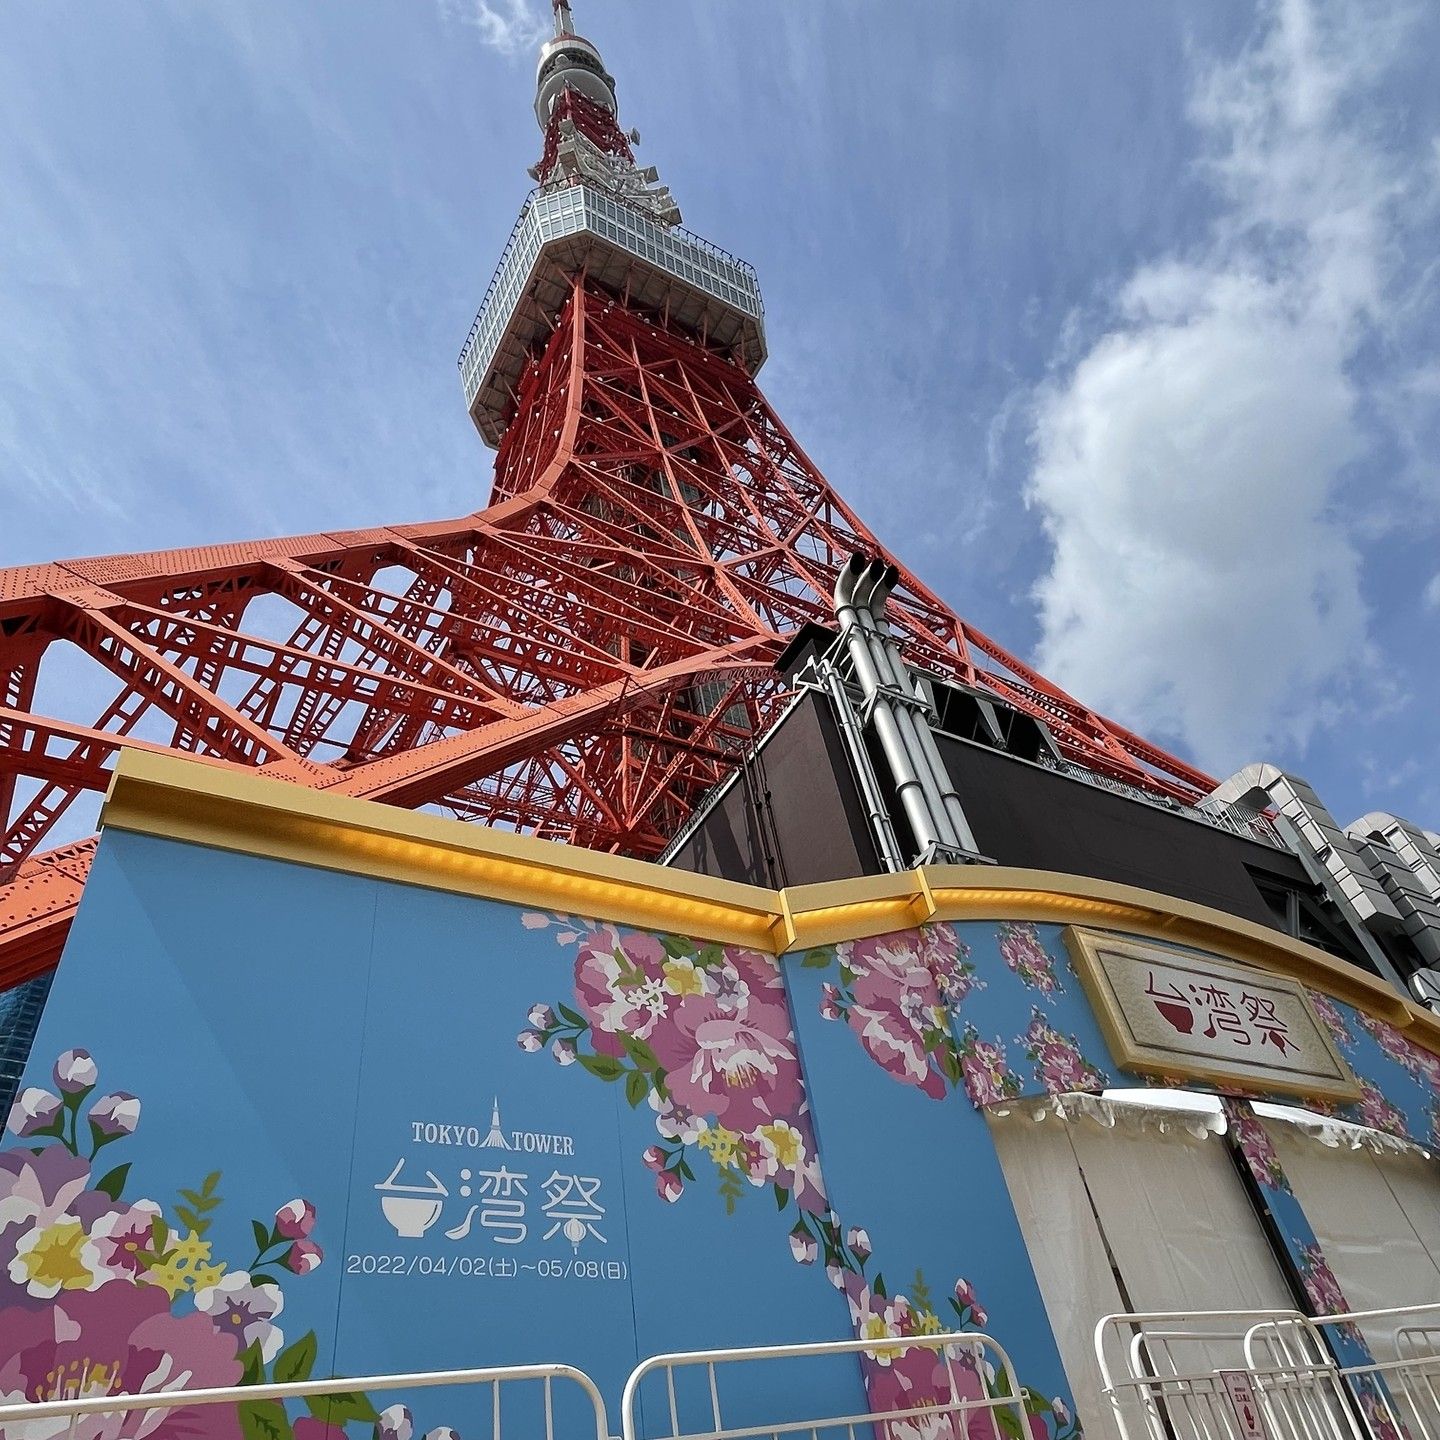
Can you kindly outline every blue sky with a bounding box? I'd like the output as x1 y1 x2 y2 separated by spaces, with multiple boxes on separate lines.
1 0 1436 831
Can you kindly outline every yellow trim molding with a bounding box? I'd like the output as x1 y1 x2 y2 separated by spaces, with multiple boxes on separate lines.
101 751 1440 1051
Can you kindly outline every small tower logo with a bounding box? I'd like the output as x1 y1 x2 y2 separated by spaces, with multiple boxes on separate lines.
481 1097 510 1150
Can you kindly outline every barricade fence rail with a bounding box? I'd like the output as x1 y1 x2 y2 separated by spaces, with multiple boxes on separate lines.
1097 1305 1440 1440
621 1332 1031 1440
0 1363 611 1440
0 1333 1026 1440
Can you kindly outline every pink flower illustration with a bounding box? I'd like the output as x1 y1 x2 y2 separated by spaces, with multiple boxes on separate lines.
1019 1010 1107 1094
284 1239 323 1275
1228 1109 1291 1194
53 1050 98 1096
89 1201 162 1282
997 923 1061 996
573 927 669 1057
1355 1081 1408 1139
0 1283 244 1440
7 1088 63 1139
1357 1384 1404 1440
916 925 979 1008
273 1198 315 1241
1306 991 1353 1048
651 999 802 1134
0 1148 128 1304
835 932 956 1098
1354 1012 1417 1071
87 1094 141 1142
1298 1242 1347 1316
193 1272 285 1362
957 1027 1023 1110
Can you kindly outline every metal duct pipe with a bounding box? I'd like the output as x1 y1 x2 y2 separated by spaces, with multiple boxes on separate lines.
818 659 907 873
857 564 980 856
833 555 947 864
848 561 969 859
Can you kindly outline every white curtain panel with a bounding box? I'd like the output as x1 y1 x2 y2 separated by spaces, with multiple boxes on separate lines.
1262 1118 1440 1341
988 1112 1128 1440
989 1105 1290 1440
1065 1120 1292 1316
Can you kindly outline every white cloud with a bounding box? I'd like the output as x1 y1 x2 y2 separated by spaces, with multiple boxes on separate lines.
1425 574 1440 611
1025 0 1432 775
441 0 548 57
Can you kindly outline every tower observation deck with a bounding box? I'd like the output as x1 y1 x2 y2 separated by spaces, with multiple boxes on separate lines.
0 0 1216 991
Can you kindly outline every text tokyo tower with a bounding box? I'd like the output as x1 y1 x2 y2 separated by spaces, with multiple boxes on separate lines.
0 1 1215 988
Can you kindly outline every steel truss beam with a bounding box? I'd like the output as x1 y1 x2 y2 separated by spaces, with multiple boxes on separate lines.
0 275 1214 986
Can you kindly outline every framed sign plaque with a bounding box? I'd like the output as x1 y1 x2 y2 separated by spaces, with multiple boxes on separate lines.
1064 928 1361 1101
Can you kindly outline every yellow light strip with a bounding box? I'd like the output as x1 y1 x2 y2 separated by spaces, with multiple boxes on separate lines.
99 752 1440 1051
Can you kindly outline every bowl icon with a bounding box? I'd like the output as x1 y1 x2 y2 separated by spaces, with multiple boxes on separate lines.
380 1193 444 1238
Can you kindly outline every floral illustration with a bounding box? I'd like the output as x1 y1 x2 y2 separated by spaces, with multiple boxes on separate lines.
811 928 976 1100
0 1049 434 1440
1305 991 1353 1050
1226 1107 1291 1195
519 913 1075 1440
518 914 828 1227
1017 1011 1107 1096
955 1028 1024 1111
996 925 1063 999
824 1259 1070 1440
1296 1241 1347 1316
1353 1012 1417 1071
1354 1080 1408 1139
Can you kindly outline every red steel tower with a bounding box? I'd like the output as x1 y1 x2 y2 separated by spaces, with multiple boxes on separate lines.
0 2 1215 988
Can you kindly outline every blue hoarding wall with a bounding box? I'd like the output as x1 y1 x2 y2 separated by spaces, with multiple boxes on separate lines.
0 831 871 1440
6 827 1440 1440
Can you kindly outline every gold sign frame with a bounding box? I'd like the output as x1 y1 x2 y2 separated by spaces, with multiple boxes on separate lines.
1064 926 1362 1102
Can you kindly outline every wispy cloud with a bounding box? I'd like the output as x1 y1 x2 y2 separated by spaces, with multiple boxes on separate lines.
1024 0 1438 775
441 0 548 58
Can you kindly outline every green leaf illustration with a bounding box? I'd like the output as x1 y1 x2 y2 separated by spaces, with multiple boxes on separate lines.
252 1219 271 1254
175 1204 203 1234
557 1002 587 1029
910 1269 933 1313
773 1183 789 1211
578 1053 624 1081
201 1170 222 1196
307 1393 380 1425
624 1069 649 1108
94 1163 130 1202
274 1332 317 1385
238 1342 267 1387
660 934 696 958
801 949 833 969
239 1399 292 1440
619 1033 659 1071
696 944 725 968
717 1167 744 1216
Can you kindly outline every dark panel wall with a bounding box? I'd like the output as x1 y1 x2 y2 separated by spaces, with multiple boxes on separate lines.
670 694 1312 936
932 733 1309 928
667 697 879 888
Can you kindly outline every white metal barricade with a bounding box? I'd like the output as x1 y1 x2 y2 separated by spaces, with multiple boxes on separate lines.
0 1362 610 1440
1249 1305 1440 1440
620 1333 1031 1440
1096 1311 1363 1440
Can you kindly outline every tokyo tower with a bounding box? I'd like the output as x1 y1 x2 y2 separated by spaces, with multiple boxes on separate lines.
0 2 1215 990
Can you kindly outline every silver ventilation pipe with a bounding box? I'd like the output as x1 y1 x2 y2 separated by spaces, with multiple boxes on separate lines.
834 555 947 863
833 554 980 866
855 563 981 857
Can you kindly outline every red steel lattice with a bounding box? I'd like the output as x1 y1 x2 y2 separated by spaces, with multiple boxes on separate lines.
0 25 1218 989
